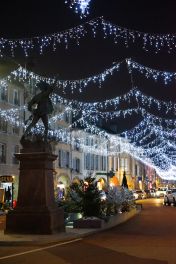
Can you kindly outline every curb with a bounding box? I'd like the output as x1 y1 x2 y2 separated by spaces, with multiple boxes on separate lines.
0 207 141 246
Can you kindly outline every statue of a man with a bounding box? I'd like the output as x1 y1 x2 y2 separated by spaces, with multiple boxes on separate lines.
23 81 55 140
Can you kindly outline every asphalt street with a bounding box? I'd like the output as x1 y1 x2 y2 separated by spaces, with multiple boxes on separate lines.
0 198 175 264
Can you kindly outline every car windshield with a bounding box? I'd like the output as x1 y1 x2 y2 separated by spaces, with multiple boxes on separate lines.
171 189 176 193
158 188 167 191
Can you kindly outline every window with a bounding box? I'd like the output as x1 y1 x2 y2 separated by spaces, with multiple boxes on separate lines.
0 143 6 163
135 164 138 176
13 90 20 106
66 151 70 168
85 137 89 146
58 150 61 167
94 139 98 149
91 154 94 170
12 125 20 135
13 145 19 164
58 150 70 168
120 158 128 171
76 158 80 172
95 155 99 170
103 156 106 171
74 138 80 151
116 157 119 171
84 153 90 170
0 117 7 133
101 156 106 171
0 85 8 101
64 112 69 123
125 158 128 171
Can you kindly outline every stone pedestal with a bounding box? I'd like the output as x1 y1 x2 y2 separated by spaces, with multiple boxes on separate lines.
6 139 65 234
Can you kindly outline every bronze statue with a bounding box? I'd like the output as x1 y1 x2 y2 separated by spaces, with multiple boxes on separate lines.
23 81 56 141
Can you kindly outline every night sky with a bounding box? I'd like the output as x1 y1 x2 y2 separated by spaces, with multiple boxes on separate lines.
0 0 176 132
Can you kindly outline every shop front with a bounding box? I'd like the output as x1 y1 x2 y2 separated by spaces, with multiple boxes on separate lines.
0 175 15 209
55 174 70 201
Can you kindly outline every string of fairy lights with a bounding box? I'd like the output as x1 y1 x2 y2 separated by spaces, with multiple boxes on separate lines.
1 17 176 56
0 9 175 179
4 58 176 104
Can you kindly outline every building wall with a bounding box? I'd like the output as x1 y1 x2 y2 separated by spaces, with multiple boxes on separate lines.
0 79 161 204
0 81 25 201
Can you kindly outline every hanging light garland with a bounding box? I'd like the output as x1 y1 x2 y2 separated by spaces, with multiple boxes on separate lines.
0 65 176 179
0 17 101 56
128 59 176 84
77 119 176 179
3 62 176 120
100 18 176 53
1 17 176 56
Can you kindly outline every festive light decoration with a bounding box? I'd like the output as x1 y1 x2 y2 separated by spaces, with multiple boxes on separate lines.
128 59 176 84
65 0 91 18
0 17 101 56
2 17 176 56
9 61 123 93
6 60 176 110
0 63 176 179
3 63 176 123
100 18 176 53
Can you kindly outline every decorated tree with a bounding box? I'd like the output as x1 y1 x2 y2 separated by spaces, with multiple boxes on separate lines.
68 176 102 218
106 186 135 215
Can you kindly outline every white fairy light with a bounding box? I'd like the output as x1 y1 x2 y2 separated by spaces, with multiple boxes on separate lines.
1 17 176 55
0 64 175 179
0 17 100 56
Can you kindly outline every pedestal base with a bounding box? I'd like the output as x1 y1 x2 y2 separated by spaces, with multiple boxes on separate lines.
6 207 65 234
5 139 65 234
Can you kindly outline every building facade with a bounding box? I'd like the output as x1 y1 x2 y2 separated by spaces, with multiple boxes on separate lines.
0 79 161 206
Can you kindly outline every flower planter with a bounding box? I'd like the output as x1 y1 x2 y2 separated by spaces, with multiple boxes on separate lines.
73 208 138 229
73 217 103 228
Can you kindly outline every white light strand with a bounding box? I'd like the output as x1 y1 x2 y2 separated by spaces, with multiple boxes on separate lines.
0 71 175 178
101 18 176 53
128 59 176 84
4 64 176 116
1 17 176 55
9 61 122 93
0 17 100 56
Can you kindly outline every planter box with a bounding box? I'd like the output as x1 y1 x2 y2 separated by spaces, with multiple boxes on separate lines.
65 213 82 225
73 218 103 228
73 208 138 229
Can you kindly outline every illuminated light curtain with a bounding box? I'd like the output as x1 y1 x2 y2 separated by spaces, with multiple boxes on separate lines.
1 17 176 55
128 59 176 84
0 17 100 56
0 71 175 179
101 18 176 53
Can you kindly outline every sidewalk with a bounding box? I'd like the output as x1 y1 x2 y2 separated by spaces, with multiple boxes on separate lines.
0 227 100 246
0 207 141 246
0 213 107 246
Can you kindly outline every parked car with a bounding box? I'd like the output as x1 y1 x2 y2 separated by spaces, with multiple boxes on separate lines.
149 189 156 198
155 187 167 198
133 190 146 200
144 189 156 198
164 189 176 206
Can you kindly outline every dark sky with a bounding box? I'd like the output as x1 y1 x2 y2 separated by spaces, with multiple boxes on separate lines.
0 0 176 105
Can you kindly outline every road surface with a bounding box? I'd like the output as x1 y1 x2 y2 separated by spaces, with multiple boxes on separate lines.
0 198 175 264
